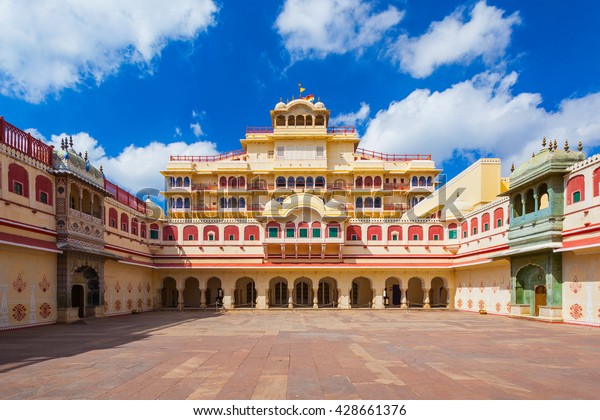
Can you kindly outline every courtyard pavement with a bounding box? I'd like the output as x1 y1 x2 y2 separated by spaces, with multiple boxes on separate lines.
0 310 599 400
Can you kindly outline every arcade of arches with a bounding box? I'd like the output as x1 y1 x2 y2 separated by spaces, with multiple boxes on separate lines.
155 272 452 310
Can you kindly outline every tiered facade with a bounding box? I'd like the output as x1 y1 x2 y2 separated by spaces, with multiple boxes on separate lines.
1 99 599 330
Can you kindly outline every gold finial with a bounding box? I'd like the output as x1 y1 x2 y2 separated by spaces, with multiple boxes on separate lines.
564 139 569 151
553 139 558 150
542 137 547 148
84 151 88 161
532 152 535 158
69 135 73 148
511 163 515 172
60 138 65 150
99 165 103 173
578 141 583 152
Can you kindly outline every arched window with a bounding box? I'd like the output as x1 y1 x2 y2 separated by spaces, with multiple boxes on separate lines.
120 213 129 232
296 176 305 188
408 225 423 241
367 226 382 241
238 177 245 188
176 177 183 187
364 176 373 188
183 225 198 241
140 222 147 238
538 184 549 210
108 208 118 228
224 225 239 241
287 176 295 189
374 197 382 208
427 176 433 186
163 225 178 241
228 176 237 189
244 225 259 241
266 221 280 238
220 197 227 208
461 221 468 238
228 197 237 208
419 176 426 186
276 115 285 126
184 197 190 208
276 176 286 188
150 223 159 240
296 115 305 126
35 175 53 205
315 176 325 188
355 176 363 188
388 225 402 241
288 115 295 126
365 197 373 208
239 197 246 208
411 197 419 207
448 222 458 239
411 176 418 186
306 176 314 188
219 176 227 188
306 115 313 126
594 167 600 197
356 197 363 208
170 177 175 187
566 175 585 205
481 213 491 232
315 115 324 126
203 225 219 241
347 225 362 241
131 218 139 236
513 194 523 217
176 197 183 208
285 221 295 238
81 190 91 215
524 189 535 214
183 177 190 187
374 176 382 188
471 217 479 235
69 184 80 210
494 207 504 228
428 225 444 241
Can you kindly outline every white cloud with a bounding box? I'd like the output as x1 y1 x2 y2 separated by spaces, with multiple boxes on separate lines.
192 110 198 118
362 71 600 174
0 0 218 103
275 0 403 59
24 128 47 142
330 102 370 126
46 132 218 193
390 1 520 78
190 122 203 138
174 127 182 137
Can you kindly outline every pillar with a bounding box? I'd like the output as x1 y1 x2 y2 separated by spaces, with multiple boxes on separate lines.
177 287 184 311
423 288 431 309
230 288 236 309
400 287 408 309
288 294 293 309
200 288 206 309
264 288 270 309
313 288 318 309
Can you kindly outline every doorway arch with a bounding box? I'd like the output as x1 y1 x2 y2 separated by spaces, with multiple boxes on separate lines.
270 277 288 307
183 277 200 307
293 277 312 307
161 277 177 308
384 277 401 307
206 277 222 306
235 277 256 307
351 277 373 307
71 284 84 318
407 277 424 307
318 277 337 307
429 277 448 308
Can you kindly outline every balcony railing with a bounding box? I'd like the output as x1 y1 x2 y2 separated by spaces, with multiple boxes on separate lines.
170 149 246 162
0 117 54 167
104 179 146 213
355 148 431 161
327 126 355 134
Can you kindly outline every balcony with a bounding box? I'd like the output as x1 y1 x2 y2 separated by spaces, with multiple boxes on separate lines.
263 236 344 244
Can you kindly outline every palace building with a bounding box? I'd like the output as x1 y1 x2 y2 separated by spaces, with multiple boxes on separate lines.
1 98 599 330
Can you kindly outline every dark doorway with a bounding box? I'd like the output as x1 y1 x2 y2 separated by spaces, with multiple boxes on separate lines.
392 284 401 305
72 284 84 318
535 285 547 316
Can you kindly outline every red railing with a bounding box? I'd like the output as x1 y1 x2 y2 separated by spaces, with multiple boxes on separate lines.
170 149 246 162
327 126 355 134
355 148 431 161
0 117 53 166
246 127 274 134
104 179 146 213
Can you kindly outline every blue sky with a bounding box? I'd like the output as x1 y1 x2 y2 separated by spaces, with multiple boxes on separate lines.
1 0 599 194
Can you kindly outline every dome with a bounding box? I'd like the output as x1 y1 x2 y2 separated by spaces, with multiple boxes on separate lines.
145 198 164 220
275 101 286 109
314 101 325 109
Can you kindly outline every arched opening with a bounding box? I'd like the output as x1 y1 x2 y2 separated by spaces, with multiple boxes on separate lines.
350 277 372 308
385 277 401 307
406 277 424 308
355 176 363 188
296 176 305 188
161 278 177 308
81 189 92 214
70 184 80 210
288 115 295 126
364 176 373 188
92 194 101 218
276 115 285 126
296 115 305 126
306 176 314 188
534 285 547 316
206 277 222 306
270 277 288 307
513 194 523 218
538 183 549 210
315 115 324 126
276 176 286 188
515 264 546 315
294 277 312 307
525 189 535 214
318 277 337 307
287 176 295 189
183 278 200 307
71 284 85 318
235 277 256 308
429 277 448 308
315 176 325 188
306 115 313 126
